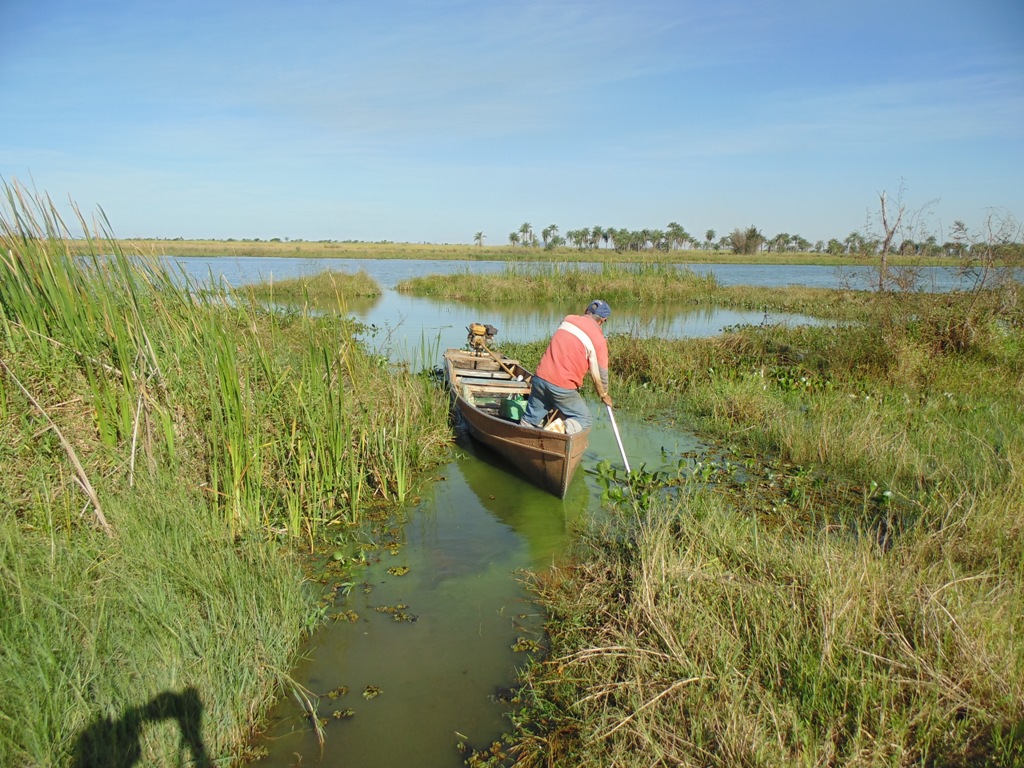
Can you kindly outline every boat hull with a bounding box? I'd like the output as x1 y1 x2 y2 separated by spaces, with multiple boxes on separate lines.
444 349 589 498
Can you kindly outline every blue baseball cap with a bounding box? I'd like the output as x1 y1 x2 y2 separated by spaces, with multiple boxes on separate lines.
586 299 611 319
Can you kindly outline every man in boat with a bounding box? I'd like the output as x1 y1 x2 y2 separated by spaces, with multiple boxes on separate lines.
521 299 613 433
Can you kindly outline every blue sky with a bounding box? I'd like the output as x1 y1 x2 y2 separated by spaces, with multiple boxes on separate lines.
2 0 1022 245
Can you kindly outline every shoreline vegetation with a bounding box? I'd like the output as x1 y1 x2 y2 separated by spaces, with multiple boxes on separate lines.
1 185 451 765
396 264 895 321
245 268 382 304
5 183 1021 767
81 237 965 268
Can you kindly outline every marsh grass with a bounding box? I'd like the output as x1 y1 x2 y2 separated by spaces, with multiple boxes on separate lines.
710 284 884 319
0 479 314 766
494 290 1024 766
1 182 450 538
397 263 927 321
397 262 720 305
510 481 1024 767
245 268 382 304
0 181 452 763
610 313 1023 497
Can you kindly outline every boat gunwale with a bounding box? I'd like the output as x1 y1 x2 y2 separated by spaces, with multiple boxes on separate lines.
443 347 590 496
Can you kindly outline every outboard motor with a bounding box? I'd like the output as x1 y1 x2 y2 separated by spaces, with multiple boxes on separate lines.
466 323 498 352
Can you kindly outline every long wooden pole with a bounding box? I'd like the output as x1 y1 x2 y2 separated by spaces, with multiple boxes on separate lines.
482 342 530 382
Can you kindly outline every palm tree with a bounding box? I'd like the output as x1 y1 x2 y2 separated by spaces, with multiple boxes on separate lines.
666 222 689 250
519 222 534 247
508 232 520 247
610 228 630 252
844 231 864 255
790 234 811 252
474 231 485 247
767 232 788 252
746 226 765 254
705 229 716 251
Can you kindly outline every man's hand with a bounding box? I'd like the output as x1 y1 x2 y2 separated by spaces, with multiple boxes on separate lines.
600 392 613 407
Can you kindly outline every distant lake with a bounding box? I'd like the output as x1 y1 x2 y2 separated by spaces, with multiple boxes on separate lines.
169 257 989 363
170 256 977 291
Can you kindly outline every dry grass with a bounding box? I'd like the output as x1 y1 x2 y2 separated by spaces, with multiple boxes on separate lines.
495 293 1024 768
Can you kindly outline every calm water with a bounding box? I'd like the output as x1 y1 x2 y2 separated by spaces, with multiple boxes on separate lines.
172 256 934 361
170 255 973 294
251 416 698 767
168 257 954 766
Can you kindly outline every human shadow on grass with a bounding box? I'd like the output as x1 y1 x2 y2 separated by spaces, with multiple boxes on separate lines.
71 686 214 768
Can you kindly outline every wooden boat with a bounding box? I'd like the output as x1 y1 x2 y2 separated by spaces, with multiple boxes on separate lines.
443 347 591 498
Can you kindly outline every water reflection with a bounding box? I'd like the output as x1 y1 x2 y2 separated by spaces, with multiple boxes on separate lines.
172 255 987 364
251 410 702 767
458 438 590 570
254 456 549 768
376 295 821 365
231 287 823 369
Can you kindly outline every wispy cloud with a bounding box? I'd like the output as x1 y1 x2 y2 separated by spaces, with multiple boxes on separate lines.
608 65 1024 165
3 0 1022 241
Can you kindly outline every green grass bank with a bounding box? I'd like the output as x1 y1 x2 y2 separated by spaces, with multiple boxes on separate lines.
397 262 999 322
398 263 891 320
0 184 452 765
244 268 382 305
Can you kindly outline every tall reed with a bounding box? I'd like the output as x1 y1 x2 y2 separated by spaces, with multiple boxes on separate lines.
396 262 719 304
1 180 450 537
0 180 453 763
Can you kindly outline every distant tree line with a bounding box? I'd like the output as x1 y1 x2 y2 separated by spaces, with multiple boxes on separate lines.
493 215 1024 260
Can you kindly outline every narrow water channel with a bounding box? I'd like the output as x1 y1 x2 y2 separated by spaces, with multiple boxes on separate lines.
250 413 701 767
167 256 845 765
